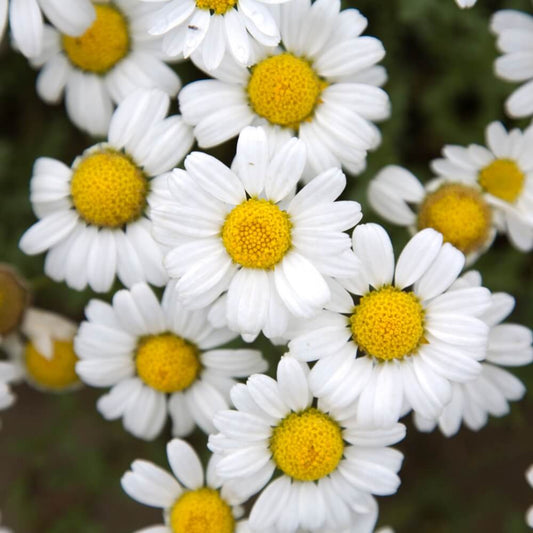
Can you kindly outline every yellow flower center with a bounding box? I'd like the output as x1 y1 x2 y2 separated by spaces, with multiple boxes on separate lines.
417 184 492 255
270 408 344 482
478 159 525 203
195 0 236 15
62 4 130 74
350 286 425 361
247 53 327 129
135 334 201 393
25 340 80 391
222 198 292 269
0 268 27 336
70 149 148 228
170 488 235 533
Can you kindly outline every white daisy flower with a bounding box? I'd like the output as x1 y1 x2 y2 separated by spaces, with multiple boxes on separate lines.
527 465 533 528
143 0 288 71
287 224 492 428
2 307 81 393
430 121 533 252
455 0 476 8
19 88 194 293
413 270 532 437
491 7 533 119
209 356 404 533
122 438 248 533
7 0 95 58
179 0 389 179
29 0 181 136
75 281 267 440
151 126 362 342
368 165 496 264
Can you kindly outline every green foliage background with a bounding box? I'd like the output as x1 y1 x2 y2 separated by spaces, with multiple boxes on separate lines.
0 0 532 531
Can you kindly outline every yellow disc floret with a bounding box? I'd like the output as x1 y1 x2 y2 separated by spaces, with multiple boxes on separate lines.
135 334 200 393
195 0 236 15
270 407 344 482
417 183 492 255
25 340 80 391
70 149 148 228
350 286 425 361
0 267 28 336
222 198 292 269
247 53 327 128
170 488 235 533
62 4 130 74
478 158 525 203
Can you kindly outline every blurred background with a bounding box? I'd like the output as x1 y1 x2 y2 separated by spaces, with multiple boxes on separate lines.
0 0 532 531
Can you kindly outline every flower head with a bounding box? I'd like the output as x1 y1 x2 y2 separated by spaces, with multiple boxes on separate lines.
288 224 491 427
179 0 389 179
75 282 267 440
122 438 248 533
430 122 533 251
19 89 194 293
151 125 361 341
29 0 181 135
368 165 496 264
209 356 404 533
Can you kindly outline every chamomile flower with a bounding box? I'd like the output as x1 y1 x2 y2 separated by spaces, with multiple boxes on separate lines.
209 356 405 533
413 271 532 437
527 465 533 528
151 126 362 342
29 0 181 136
7 0 95 58
287 224 491 428
75 282 266 440
179 0 389 179
491 8 533 119
431 122 533 251
368 165 496 264
19 89 194 293
2 307 80 393
122 438 248 533
143 0 288 71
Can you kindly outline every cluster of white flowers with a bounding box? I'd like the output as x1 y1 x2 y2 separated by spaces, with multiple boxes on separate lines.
0 0 532 531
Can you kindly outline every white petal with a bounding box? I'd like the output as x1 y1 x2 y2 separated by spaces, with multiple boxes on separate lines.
224 8 251 65
235 126 268 196
351 223 394 289
277 356 311 412
121 460 181 508
394 229 443 289
19 210 78 255
265 138 307 203
275 252 330 317
185 152 246 204
414 243 465 301
226 268 269 338
9 0 43 58
167 438 204 490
